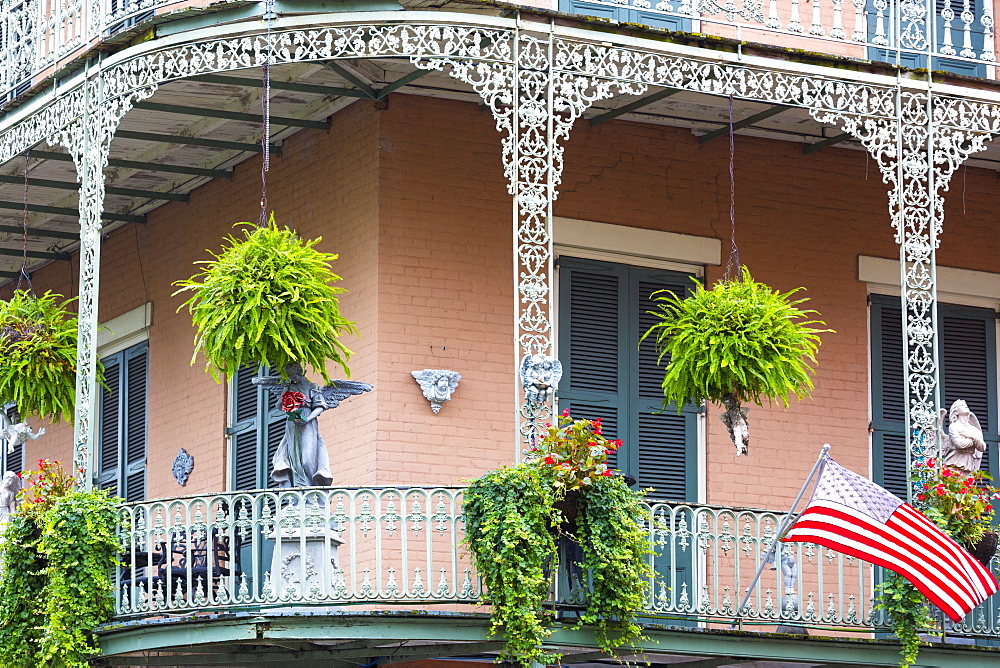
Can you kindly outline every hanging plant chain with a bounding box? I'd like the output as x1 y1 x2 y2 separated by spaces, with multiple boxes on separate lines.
18 150 34 293
259 0 276 226
726 94 739 281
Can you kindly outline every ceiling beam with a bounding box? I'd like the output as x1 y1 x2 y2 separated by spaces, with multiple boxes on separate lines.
134 101 329 130
803 132 853 154
323 62 378 99
0 174 189 202
32 150 232 179
375 69 430 100
667 658 746 668
698 105 790 144
0 271 19 278
0 247 69 260
0 223 78 240
116 129 277 156
590 88 681 126
191 73 372 99
0 200 144 224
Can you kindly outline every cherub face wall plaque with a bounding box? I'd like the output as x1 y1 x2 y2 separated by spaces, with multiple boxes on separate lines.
411 369 461 414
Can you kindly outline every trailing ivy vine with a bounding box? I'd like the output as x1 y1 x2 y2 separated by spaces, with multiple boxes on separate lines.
575 476 652 653
875 573 936 668
463 465 560 666
0 513 46 667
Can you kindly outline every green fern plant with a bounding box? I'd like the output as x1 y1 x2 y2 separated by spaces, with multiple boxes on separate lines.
0 290 86 422
641 267 829 410
173 214 357 381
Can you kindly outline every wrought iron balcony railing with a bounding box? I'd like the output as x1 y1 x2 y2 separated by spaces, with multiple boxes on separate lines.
1 0 998 107
114 486 1000 638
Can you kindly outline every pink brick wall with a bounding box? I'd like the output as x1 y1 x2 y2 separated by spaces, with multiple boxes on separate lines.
9 92 1000 517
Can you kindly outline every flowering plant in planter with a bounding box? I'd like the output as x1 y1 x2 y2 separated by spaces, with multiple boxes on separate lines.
463 412 650 666
912 459 998 548
533 411 622 490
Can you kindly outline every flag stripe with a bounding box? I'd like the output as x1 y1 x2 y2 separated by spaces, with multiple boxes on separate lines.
781 457 998 623
894 506 994 594
786 507 981 617
786 507 983 618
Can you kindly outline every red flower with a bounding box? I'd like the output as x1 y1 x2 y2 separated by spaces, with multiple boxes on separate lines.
942 469 952 478
561 409 570 416
601 470 613 477
926 458 936 467
987 505 994 512
544 456 556 465
917 494 925 501
935 485 946 496
280 391 307 413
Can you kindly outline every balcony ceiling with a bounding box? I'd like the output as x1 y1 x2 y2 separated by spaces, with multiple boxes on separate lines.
2 54 1000 284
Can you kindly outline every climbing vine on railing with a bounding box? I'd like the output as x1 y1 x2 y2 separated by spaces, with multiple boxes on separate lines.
0 461 120 667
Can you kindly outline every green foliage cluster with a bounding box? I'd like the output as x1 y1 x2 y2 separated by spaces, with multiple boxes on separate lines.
875 573 937 668
464 431 651 666
641 267 829 410
0 290 84 421
463 465 560 666
174 215 357 382
0 462 121 667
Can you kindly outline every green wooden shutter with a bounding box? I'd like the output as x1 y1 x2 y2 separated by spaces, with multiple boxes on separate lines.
98 354 122 494
230 366 285 490
2 404 22 474
557 257 697 502
939 303 998 479
96 341 148 499
634 270 699 502
122 343 148 502
870 296 908 499
231 366 263 491
558 259 626 468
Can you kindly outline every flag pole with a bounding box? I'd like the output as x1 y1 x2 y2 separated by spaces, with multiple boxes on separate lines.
729 443 831 630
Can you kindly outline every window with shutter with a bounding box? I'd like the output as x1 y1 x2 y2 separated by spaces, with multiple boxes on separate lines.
229 366 286 491
870 296 998 496
557 257 699 502
1 403 23 474
96 341 148 501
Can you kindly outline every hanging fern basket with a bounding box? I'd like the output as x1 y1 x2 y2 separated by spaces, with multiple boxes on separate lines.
641 267 831 453
173 214 357 381
0 290 84 422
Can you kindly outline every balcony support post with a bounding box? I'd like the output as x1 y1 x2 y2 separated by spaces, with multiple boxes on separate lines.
413 23 648 455
52 62 158 490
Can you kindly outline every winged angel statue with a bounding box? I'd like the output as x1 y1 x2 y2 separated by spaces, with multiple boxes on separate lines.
254 363 372 488
931 399 988 476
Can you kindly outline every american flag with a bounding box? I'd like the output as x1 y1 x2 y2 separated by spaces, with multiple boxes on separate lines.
782 456 999 622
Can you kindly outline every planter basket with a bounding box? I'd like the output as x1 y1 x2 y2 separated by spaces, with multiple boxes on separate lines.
965 531 998 568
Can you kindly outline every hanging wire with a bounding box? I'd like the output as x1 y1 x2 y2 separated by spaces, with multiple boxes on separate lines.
16 150 34 294
725 95 739 280
259 0 276 226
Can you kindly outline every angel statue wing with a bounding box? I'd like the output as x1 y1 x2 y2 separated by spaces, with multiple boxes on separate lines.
321 380 374 408
252 374 291 399
969 409 983 434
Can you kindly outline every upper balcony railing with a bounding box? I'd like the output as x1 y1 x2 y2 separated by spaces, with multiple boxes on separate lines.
1 0 998 109
113 486 1000 639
